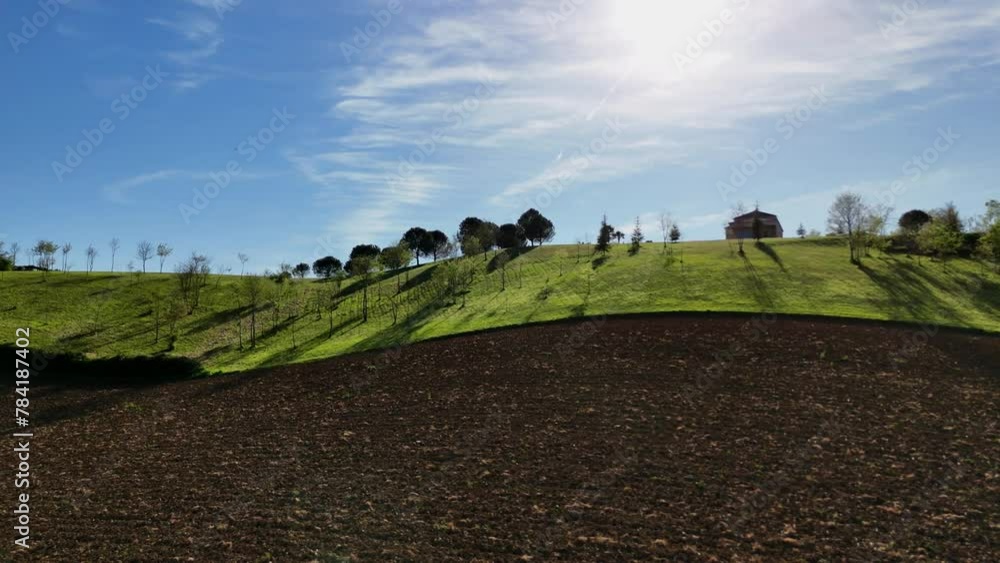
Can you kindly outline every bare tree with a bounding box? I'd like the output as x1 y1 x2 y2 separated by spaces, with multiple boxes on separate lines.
827 192 869 263
729 202 749 254
238 253 249 276
32 241 59 279
241 274 264 348
136 240 154 274
109 237 121 272
85 244 98 274
61 243 73 273
176 253 211 312
658 211 673 252
156 243 173 274
8 242 19 268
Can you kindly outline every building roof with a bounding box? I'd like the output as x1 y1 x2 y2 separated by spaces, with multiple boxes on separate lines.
726 210 784 232
731 210 778 221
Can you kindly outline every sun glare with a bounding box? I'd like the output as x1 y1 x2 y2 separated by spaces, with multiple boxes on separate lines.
608 0 731 73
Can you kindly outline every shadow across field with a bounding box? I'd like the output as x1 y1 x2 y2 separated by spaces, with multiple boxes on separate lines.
738 254 777 308
3 345 206 390
754 241 787 273
858 260 966 324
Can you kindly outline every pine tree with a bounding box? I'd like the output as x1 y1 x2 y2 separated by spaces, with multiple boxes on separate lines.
629 216 643 255
595 215 612 255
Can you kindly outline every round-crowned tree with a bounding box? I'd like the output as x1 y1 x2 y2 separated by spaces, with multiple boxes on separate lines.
517 208 555 246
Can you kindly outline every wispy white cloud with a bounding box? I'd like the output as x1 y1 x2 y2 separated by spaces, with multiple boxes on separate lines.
101 169 279 203
146 7 227 89
288 0 1000 245
102 169 187 203
287 149 450 245
840 93 969 131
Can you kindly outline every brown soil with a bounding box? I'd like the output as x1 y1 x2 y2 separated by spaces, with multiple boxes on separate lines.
13 316 1000 561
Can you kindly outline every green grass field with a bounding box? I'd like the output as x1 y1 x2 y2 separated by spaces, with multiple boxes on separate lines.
2 237 997 373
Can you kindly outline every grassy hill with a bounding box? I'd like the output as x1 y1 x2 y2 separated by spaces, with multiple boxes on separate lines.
2 237 998 373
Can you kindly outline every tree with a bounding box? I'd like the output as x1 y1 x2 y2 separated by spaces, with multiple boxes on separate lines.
436 238 457 261
241 274 265 348
348 244 380 321
349 256 375 322
61 242 73 273
658 211 673 251
629 216 643 255
312 256 343 280
32 240 59 271
350 244 381 262
86 244 98 274
0 243 11 273
917 221 962 267
460 234 483 259
7 242 19 268
863 204 893 257
898 209 932 233
517 208 555 246
979 221 1000 272
476 221 499 260
402 227 428 265
157 243 173 274
458 217 485 246
670 224 681 243
931 202 962 234
728 202 748 253
751 206 765 242
613 230 625 244
135 241 153 274
827 192 868 263
595 215 612 255
796 223 807 238
293 263 311 279
176 253 211 313
109 237 120 272
497 223 527 249
981 200 1000 230
428 230 449 260
495 251 511 290
433 259 472 306
379 244 412 293
237 253 249 276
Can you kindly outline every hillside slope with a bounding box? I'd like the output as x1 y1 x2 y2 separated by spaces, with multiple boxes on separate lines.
2 238 997 372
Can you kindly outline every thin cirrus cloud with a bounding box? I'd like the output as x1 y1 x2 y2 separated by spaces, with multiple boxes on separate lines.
101 169 279 204
288 0 1000 243
145 4 229 89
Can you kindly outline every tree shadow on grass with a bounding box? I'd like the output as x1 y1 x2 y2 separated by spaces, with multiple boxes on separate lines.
858 263 964 324
754 241 787 273
400 264 439 293
344 298 443 356
969 277 1000 316
739 254 777 309
184 305 248 335
592 255 609 270
45 274 118 286
486 246 537 273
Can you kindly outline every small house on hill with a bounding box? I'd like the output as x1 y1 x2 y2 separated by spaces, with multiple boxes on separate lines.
726 210 784 240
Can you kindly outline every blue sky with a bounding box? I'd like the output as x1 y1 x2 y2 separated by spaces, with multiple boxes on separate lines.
2 0 999 273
